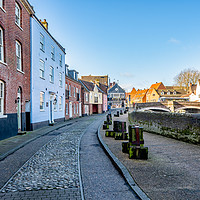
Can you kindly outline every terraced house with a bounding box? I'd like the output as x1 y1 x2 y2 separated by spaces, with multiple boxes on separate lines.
65 65 82 119
0 0 34 140
30 16 66 130
79 80 103 114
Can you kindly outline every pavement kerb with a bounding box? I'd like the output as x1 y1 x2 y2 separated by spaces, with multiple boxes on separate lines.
0 120 77 161
97 121 151 200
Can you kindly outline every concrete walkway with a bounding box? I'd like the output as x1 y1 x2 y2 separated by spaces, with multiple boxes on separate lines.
101 112 200 200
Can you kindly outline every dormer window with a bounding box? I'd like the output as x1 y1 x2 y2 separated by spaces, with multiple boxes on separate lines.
167 91 170 95
161 91 164 95
15 3 21 27
173 90 176 95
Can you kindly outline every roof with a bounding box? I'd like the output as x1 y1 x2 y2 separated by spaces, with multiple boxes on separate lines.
150 82 166 90
97 83 108 94
132 89 148 101
108 83 125 94
79 80 102 93
32 15 66 54
157 88 187 97
81 75 109 86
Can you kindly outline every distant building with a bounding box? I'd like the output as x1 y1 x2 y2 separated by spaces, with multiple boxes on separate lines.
30 16 66 130
132 89 148 103
189 79 200 102
79 80 103 114
65 65 82 119
0 0 34 140
126 87 137 107
108 83 126 108
81 75 109 86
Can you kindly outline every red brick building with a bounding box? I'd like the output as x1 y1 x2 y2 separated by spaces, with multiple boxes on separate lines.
0 0 34 140
65 66 82 119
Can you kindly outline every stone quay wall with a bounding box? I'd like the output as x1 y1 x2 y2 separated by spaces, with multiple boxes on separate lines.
128 111 200 144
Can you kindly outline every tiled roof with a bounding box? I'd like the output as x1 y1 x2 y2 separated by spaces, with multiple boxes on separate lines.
79 80 102 93
133 89 148 100
157 89 187 97
150 82 166 90
108 83 125 94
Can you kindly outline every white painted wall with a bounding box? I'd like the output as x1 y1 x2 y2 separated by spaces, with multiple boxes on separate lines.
30 16 65 126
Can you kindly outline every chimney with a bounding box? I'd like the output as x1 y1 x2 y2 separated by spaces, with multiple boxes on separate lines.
40 19 48 30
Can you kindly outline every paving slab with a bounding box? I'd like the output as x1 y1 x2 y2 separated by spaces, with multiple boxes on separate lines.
100 112 200 200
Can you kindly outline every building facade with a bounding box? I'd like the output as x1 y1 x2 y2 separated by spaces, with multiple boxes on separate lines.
30 16 65 130
0 0 34 140
79 80 103 114
108 83 126 108
65 66 82 119
189 79 200 102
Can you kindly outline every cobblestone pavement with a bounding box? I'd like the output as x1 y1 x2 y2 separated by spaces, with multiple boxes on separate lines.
80 118 140 200
101 113 200 200
0 115 102 200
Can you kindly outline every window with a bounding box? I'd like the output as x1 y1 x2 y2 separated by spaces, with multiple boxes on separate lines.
77 104 78 114
40 33 45 51
59 54 62 67
59 72 62 87
16 41 22 71
0 0 2 8
0 81 4 115
161 91 164 95
59 96 62 110
51 46 55 60
15 3 20 26
40 92 45 111
0 27 4 62
39 59 45 78
173 91 176 95
85 93 89 101
66 103 68 115
167 91 170 95
49 66 54 83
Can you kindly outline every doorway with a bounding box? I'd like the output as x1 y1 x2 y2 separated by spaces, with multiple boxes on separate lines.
17 87 22 131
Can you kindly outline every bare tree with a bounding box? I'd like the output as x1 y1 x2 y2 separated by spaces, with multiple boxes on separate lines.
174 68 200 91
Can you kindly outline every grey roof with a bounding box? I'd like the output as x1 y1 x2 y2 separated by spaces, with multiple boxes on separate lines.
108 83 125 94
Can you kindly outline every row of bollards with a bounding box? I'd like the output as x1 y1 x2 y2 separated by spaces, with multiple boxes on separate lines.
103 110 148 160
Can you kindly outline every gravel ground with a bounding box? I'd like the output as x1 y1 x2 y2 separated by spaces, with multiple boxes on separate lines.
0 116 99 199
101 113 200 200
80 117 140 200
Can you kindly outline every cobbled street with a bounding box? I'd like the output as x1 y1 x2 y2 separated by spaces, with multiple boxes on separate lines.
0 115 101 200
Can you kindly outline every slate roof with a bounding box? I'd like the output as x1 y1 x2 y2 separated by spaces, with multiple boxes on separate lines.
79 80 102 93
108 83 125 94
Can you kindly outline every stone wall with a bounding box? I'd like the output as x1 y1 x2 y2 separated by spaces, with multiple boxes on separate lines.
128 111 200 144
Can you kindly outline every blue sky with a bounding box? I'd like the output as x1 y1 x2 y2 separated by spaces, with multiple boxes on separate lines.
29 0 200 91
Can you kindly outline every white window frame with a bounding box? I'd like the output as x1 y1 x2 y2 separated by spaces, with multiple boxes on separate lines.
66 103 68 115
40 92 45 111
15 3 20 27
51 45 55 60
0 27 4 62
16 41 22 71
0 0 3 8
59 72 62 87
39 59 45 78
59 96 62 111
0 80 4 115
40 33 45 52
59 53 62 67
49 66 54 83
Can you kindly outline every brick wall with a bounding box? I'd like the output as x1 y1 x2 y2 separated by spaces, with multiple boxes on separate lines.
129 111 200 144
0 0 31 114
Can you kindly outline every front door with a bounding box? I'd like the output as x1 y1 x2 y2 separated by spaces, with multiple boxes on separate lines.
69 101 72 118
17 88 22 131
49 94 54 124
